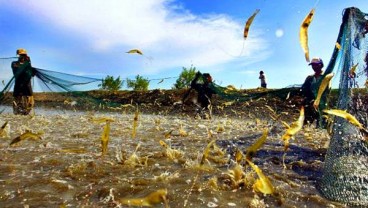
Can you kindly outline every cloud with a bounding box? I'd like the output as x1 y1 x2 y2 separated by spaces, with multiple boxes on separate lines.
3 0 270 75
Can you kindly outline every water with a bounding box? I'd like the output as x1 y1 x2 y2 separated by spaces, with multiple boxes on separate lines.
0 107 347 207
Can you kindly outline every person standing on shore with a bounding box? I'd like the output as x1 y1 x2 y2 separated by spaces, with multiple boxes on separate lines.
259 70 267 88
11 48 36 115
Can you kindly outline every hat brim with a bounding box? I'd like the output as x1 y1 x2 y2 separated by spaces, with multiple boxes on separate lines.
309 62 322 65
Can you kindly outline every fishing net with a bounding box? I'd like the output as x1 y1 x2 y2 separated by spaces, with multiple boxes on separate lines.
210 82 302 102
315 7 368 206
0 57 101 111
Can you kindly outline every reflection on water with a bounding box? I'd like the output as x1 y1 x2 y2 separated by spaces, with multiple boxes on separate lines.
0 107 346 207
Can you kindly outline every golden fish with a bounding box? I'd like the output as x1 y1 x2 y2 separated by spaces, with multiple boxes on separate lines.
349 63 358 75
126 49 143 55
323 109 364 129
159 140 169 149
200 140 216 165
299 8 315 62
281 107 305 151
119 189 168 207
313 73 334 110
245 129 268 160
246 159 275 194
235 148 244 164
101 121 111 155
244 9 260 39
335 42 341 50
10 131 43 146
92 117 115 124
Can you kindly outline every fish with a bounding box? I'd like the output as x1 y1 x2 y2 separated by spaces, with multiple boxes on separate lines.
335 42 341 50
10 131 43 146
349 63 358 76
245 129 268 160
126 49 143 55
119 189 168 207
0 121 9 138
235 148 244 164
243 9 260 39
246 159 275 194
101 121 111 155
299 8 315 62
323 109 365 130
313 73 334 110
92 117 115 124
200 140 216 165
159 140 169 149
159 140 184 161
281 107 305 151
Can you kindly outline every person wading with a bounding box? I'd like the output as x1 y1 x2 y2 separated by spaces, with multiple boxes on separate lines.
189 72 216 119
301 57 329 128
11 48 36 115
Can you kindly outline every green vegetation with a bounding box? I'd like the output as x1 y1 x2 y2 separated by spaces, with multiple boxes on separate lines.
173 65 197 89
126 75 150 91
98 75 124 91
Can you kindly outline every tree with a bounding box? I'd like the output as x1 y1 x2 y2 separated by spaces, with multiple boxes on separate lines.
98 75 124 91
126 75 149 91
173 65 197 89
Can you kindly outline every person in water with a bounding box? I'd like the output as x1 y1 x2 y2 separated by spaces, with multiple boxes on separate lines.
190 72 216 119
301 57 329 128
11 48 36 115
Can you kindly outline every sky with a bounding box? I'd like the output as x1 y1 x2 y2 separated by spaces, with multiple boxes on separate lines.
1 0 368 91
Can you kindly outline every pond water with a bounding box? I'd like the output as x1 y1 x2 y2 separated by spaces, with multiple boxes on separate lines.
0 106 347 207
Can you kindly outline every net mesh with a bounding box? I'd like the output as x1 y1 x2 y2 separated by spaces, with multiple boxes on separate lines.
0 58 101 109
315 7 368 206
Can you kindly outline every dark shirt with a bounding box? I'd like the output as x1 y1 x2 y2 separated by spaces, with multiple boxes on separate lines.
301 75 316 104
11 57 35 96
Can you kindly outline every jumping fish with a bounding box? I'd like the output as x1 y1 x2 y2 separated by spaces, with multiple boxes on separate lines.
299 8 315 62
281 107 305 151
119 189 168 207
323 109 365 130
243 9 260 39
200 140 216 165
246 159 275 194
126 49 143 55
245 129 268 161
313 73 334 110
10 131 43 146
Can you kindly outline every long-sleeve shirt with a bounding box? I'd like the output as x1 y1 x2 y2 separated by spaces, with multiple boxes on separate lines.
11 58 35 96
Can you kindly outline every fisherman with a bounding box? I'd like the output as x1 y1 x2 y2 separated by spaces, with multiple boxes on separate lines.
301 57 329 128
259 70 267 88
11 48 36 115
190 71 216 119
